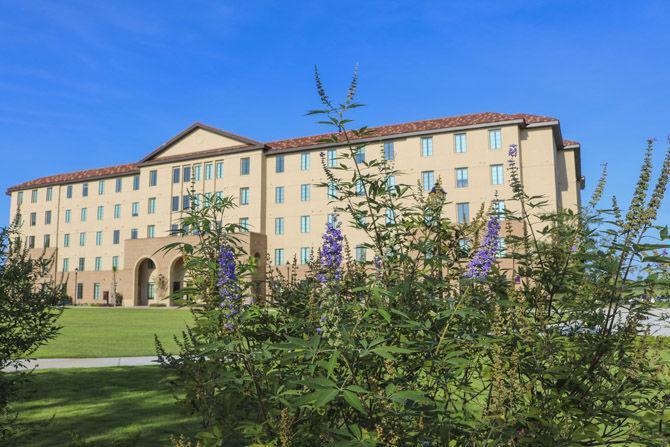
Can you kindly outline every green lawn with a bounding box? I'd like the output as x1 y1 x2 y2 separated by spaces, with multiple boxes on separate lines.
13 366 198 447
34 307 194 358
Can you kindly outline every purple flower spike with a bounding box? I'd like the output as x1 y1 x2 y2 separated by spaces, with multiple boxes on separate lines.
508 144 518 158
464 215 501 281
218 244 242 329
317 216 344 283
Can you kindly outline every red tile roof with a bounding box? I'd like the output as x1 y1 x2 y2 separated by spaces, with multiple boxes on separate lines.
266 112 558 150
6 112 570 194
7 163 138 193
563 139 580 147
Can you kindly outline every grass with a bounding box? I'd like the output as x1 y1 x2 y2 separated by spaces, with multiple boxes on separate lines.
13 366 198 447
34 307 194 358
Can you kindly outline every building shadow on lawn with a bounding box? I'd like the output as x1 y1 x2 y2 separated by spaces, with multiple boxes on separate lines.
13 366 198 447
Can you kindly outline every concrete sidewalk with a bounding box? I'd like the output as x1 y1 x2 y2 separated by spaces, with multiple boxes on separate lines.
3 356 160 372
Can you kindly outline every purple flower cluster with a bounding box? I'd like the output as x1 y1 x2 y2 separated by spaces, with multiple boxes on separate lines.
508 144 518 158
316 217 344 283
464 215 501 280
218 244 242 329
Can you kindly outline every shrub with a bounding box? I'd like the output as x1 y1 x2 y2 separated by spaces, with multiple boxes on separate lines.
0 221 64 441
158 69 670 446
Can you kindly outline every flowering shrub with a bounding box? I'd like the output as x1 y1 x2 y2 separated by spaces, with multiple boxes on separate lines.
158 70 670 446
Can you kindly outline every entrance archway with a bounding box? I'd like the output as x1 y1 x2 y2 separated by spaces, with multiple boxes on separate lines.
136 258 157 306
169 257 185 305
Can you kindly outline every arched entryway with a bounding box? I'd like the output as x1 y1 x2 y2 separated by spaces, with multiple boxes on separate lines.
169 257 185 305
136 258 157 306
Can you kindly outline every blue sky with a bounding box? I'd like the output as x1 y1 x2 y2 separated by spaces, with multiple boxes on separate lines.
1 0 669 226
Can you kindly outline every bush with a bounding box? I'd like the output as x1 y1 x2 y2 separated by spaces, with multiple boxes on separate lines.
0 222 64 441
150 303 167 308
158 69 670 446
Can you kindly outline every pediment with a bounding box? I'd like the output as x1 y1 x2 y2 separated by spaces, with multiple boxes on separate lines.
141 123 262 162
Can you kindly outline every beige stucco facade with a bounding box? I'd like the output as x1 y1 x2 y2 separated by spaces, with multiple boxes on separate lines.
6 114 583 305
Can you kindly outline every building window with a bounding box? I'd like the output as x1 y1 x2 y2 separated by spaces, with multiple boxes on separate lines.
384 142 395 160
491 164 504 185
239 217 249 232
43 234 50 248
275 186 284 204
216 161 224 179
98 180 105 195
112 256 119 269
240 157 250 175
421 137 433 157
97 206 104 221
355 179 365 196
82 183 89 197
94 257 102 272
300 184 311 202
194 164 201 181
131 202 139 217
28 236 35 249
299 247 311 265
63 233 70 247
130 228 138 240
492 200 505 218
355 245 367 262
147 225 155 239
421 171 435 191
300 152 310 171
327 181 337 199
29 212 36 226
355 146 365 163
93 283 101 300
63 258 69 272
80 208 87 222
114 204 121 219
113 230 120 245
300 215 310 233
275 155 285 173
116 178 122 192
171 196 179 212
95 231 103 246
457 203 470 224
205 163 213 180
78 257 85 272
64 209 71 223
325 149 337 168
31 189 38 203
46 187 53 202
170 224 179 236
454 133 467 153
489 129 502 150
76 283 84 300
66 185 73 199
148 197 156 214
172 167 180 184
385 208 395 225
275 217 284 235
144 282 155 301
183 166 191 182
149 170 158 186
239 187 249 206
79 232 86 247
182 196 190 210
45 210 52 225
17 191 23 205
133 175 140 190
456 167 469 188
274 248 284 266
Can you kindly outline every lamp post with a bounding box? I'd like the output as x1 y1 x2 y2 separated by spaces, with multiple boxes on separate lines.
74 268 79 306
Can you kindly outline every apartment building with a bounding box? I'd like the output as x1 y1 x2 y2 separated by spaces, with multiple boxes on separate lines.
5 112 583 305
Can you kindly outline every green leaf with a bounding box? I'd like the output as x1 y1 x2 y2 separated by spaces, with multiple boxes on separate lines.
343 390 367 415
315 388 339 407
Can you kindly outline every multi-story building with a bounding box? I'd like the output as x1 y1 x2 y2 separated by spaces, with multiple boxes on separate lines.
5 112 583 305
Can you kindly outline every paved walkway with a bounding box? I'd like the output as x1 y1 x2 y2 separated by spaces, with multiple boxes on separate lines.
3 356 159 372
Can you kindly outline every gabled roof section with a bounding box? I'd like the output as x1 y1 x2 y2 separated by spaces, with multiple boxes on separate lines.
139 122 264 164
266 112 558 151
